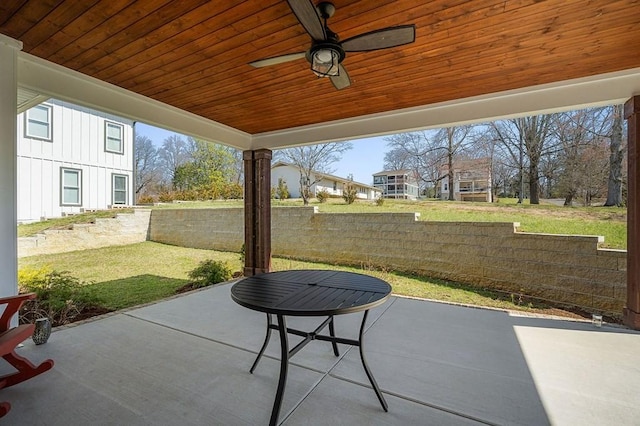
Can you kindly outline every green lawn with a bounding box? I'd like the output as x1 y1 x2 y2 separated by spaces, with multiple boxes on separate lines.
18 241 593 321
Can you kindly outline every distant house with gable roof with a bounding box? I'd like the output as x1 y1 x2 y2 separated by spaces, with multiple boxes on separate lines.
271 161 381 200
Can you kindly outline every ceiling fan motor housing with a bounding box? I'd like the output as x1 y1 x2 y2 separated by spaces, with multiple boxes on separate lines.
317 2 336 19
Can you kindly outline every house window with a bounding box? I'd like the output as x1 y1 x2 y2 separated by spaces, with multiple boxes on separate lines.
105 121 124 153
25 104 52 140
112 174 128 205
444 183 448 191
333 181 337 191
61 168 82 206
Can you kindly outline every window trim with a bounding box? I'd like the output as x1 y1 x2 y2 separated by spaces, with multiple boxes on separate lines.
60 167 82 206
105 121 124 154
112 173 128 205
25 104 52 141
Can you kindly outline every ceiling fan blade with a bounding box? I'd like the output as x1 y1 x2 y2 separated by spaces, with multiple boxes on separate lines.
249 52 306 68
286 0 326 41
341 25 416 52
330 65 351 90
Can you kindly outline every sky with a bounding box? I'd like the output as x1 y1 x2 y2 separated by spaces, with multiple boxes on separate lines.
135 122 389 185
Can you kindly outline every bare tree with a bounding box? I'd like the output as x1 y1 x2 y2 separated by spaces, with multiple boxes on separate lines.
554 107 612 205
605 104 625 206
492 115 555 204
134 135 161 198
383 146 411 171
275 142 353 205
158 135 192 188
384 127 472 199
436 126 472 200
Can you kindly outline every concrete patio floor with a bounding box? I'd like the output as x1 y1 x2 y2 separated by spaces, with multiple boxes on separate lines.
3 281 640 425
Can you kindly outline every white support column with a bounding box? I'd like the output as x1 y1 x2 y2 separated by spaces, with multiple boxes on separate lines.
0 35 23 298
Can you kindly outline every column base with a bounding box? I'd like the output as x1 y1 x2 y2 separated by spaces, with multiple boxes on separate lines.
623 308 640 330
243 267 270 277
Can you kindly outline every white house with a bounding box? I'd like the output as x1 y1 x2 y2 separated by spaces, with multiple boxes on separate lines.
17 99 134 222
271 161 381 200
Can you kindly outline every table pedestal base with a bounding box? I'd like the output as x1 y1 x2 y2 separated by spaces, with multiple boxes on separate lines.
250 311 388 426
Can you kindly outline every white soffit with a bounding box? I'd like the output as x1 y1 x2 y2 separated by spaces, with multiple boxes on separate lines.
17 87 49 114
16 52 251 150
252 67 640 150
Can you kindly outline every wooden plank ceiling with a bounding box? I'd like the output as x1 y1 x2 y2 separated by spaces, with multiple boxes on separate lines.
2 0 640 135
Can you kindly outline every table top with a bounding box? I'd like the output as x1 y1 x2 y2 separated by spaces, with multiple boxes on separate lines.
231 270 392 316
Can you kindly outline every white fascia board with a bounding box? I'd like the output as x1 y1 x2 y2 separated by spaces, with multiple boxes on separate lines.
17 52 252 150
251 68 640 150
0 34 22 50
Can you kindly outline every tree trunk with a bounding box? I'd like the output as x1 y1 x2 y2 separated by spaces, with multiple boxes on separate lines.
529 163 540 204
447 152 455 201
564 191 574 206
605 104 624 206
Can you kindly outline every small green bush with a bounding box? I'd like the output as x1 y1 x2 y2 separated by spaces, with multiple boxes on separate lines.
188 260 233 288
375 196 385 206
18 267 100 326
316 189 330 203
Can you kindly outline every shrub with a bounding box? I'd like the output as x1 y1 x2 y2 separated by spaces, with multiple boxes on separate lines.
375 196 385 206
316 189 330 203
342 183 357 205
137 195 156 204
18 267 100 326
188 260 233 288
158 191 176 203
222 183 244 200
276 178 289 200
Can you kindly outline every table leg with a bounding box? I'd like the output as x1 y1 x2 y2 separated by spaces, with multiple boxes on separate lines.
359 310 388 412
270 314 289 426
328 315 340 356
250 314 273 374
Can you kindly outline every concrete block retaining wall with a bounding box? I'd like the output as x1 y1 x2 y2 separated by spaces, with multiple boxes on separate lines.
149 207 627 317
18 209 152 257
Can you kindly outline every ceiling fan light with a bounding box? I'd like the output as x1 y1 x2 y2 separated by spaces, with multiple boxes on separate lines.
311 47 340 77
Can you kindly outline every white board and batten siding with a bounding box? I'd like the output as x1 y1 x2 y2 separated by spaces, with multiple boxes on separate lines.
16 99 134 222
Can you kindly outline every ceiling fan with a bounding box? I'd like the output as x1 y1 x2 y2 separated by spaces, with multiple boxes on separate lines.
249 0 416 90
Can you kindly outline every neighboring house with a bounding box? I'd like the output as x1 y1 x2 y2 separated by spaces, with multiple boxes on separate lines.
271 161 381 200
439 158 492 202
372 170 420 200
16 99 134 223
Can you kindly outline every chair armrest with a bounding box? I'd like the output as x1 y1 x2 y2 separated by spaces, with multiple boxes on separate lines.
0 293 36 305
0 293 37 333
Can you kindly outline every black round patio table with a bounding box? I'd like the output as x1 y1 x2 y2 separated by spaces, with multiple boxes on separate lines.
231 269 391 426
